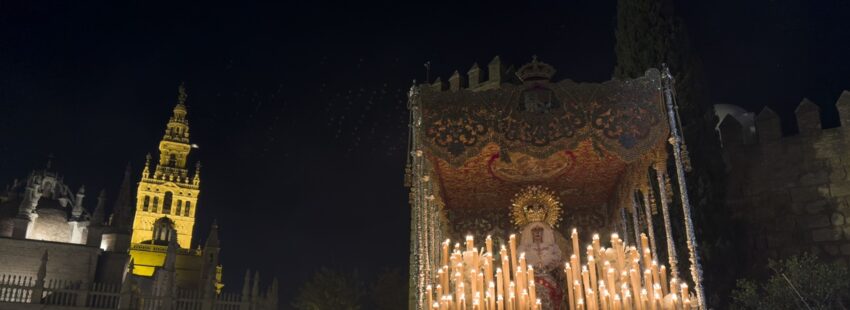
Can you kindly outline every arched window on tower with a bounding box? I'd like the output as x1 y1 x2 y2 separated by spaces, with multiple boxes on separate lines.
168 154 177 166
151 217 176 245
143 196 150 211
152 197 159 213
176 200 182 216
184 201 191 216
163 192 173 214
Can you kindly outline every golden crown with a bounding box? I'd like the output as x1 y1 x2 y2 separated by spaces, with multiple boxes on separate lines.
515 55 556 82
511 185 563 227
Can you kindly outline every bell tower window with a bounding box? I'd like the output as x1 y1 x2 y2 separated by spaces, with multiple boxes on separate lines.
176 200 182 216
143 196 150 212
152 197 159 213
168 154 177 166
152 217 176 245
163 192 173 214
184 201 191 216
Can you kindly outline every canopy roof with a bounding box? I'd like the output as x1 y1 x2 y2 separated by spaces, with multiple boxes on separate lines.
415 64 669 235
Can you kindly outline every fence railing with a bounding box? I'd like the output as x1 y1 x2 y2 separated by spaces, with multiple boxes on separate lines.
0 274 274 310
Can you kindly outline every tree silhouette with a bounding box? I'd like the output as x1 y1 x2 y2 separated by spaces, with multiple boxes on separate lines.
292 268 364 310
614 0 735 306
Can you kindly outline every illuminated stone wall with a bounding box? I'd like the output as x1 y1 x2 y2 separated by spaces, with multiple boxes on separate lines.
722 91 850 268
0 237 99 283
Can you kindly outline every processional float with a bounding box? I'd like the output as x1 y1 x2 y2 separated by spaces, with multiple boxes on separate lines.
406 56 705 310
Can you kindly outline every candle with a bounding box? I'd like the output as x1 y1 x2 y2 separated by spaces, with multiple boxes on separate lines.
497 268 504 307
486 235 493 254
510 234 518 277
628 269 641 310
443 239 450 267
589 256 599 303
428 231 681 310
572 229 581 269
593 234 601 258
528 265 536 309
566 263 576 310
571 254 581 289
427 285 433 309
650 261 660 295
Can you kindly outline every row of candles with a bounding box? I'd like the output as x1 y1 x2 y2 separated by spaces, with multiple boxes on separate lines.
424 230 695 310
427 234 540 310
563 230 694 310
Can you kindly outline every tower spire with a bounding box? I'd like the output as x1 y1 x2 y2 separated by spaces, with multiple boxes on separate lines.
205 219 219 248
92 189 107 225
142 153 151 178
112 163 134 231
193 161 201 186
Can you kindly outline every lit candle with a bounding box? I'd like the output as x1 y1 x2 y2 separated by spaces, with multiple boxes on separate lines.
581 267 592 310
501 246 511 301
467 235 475 251
489 281 496 310
571 254 580 288
588 255 599 302
659 265 668 296
572 229 581 269
427 285 433 310
566 263 576 310
630 270 642 310
496 268 504 305
509 234 518 276
680 283 688 307
528 265 536 309
443 239 450 267
650 261 660 295
574 281 584 308
508 282 516 310
486 235 493 254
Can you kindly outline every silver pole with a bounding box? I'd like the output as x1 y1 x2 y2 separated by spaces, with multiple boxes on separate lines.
661 64 707 309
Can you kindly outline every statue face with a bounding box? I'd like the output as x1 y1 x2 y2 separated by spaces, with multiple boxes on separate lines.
532 227 544 244
519 222 564 272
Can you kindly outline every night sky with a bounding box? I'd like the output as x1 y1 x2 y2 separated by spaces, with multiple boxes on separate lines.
2 0 850 305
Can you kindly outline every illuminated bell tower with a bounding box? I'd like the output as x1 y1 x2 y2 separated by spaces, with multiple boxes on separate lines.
131 83 201 250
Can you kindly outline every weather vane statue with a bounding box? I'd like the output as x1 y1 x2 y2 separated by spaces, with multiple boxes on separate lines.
178 81 188 105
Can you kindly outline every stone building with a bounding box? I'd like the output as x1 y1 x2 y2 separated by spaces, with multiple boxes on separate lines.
0 161 92 244
721 90 850 270
0 86 277 309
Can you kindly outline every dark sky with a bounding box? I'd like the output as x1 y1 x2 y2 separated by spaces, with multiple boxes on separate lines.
2 0 849 305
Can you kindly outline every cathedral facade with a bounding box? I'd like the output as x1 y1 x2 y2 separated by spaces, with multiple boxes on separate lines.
0 86 276 309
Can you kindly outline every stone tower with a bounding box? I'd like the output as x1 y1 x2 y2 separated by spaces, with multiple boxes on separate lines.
130 84 201 273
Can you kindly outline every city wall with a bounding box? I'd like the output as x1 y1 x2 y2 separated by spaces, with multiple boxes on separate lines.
721 91 850 268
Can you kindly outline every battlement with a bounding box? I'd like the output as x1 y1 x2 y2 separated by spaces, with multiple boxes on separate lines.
722 90 850 266
719 90 850 148
422 55 515 92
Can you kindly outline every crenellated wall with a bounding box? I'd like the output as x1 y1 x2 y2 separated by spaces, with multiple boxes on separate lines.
424 55 511 92
721 90 850 268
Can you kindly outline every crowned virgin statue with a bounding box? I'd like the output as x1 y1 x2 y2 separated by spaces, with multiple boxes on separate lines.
511 185 571 310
